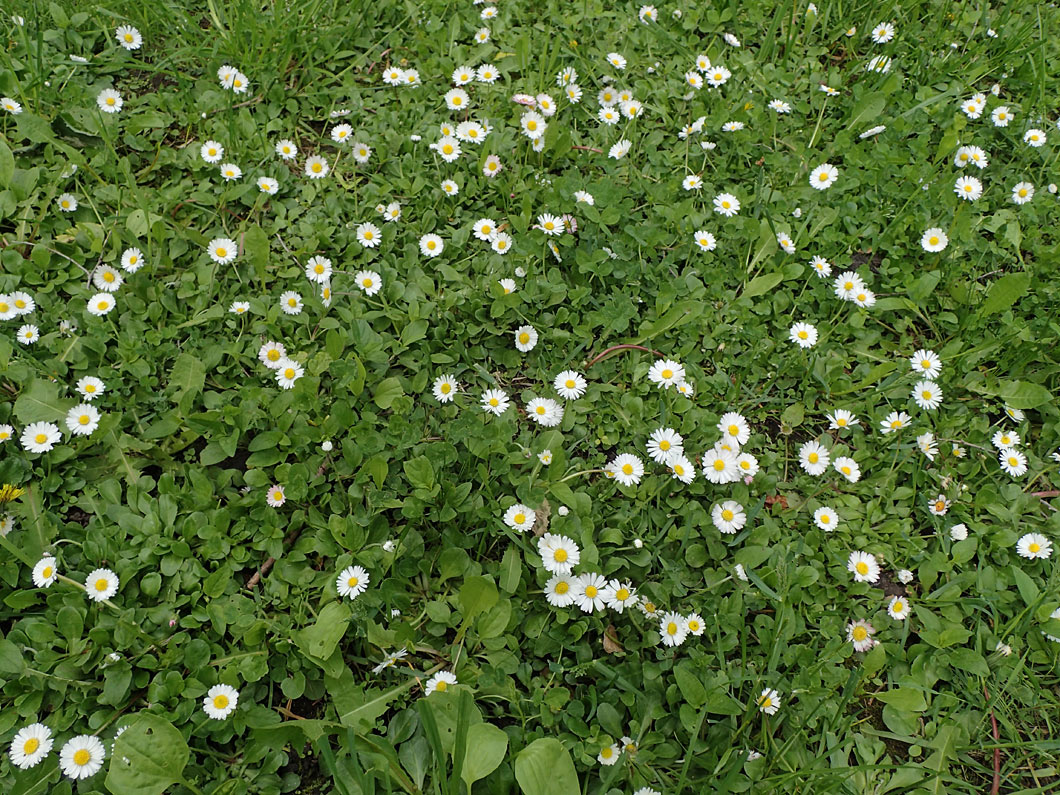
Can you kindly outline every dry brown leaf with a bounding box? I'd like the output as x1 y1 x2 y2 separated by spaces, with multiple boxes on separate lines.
532 498 551 537
602 624 624 654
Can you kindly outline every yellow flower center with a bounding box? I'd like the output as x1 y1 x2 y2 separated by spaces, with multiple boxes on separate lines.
841 466 851 474
527 120 537 131
688 620 700 631
95 578 109 591
216 247 227 258
79 415 90 425
271 490 282 500
808 453 819 463
488 398 498 407
213 694 229 709
673 464 684 475
435 680 447 691
74 749 91 765
667 622 678 635
891 420 902 428
124 34 133 42
442 144 453 154
585 585 598 598
798 330 808 339
935 501 946 511
643 602 656 613
312 163 322 172
513 513 525 525
821 514 830 524
24 737 40 753
713 460 725 471
621 464 634 475
535 406 545 415
1019 189 1027 197
722 201 730 208
661 368 673 379
852 626 867 641
659 440 672 452
440 383 451 394
35 433 47 444
519 333 530 344
616 588 630 601
287 298 297 307
106 97 116 105
555 581 569 594
1008 457 1018 466
819 173 829 182
893 602 904 613
1030 543 1040 553
855 562 869 575
554 549 568 562
42 566 53 578
85 384 96 392
427 240 436 250
722 509 734 521
348 577 359 587
761 697 772 708
601 747 613 758
922 391 932 400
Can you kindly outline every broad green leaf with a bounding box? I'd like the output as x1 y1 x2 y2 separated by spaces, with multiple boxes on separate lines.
461 723 508 787
294 601 350 661
742 271 784 299
673 662 706 707
0 138 13 189
998 380 1052 410
875 688 927 712
846 92 886 128
979 272 1030 316
106 713 191 795
1011 565 1040 606
499 545 522 593
373 376 405 409
515 738 579 795
14 378 75 423
168 353 205 407
338 677 418 731
403 455 435 489
459 575 498 619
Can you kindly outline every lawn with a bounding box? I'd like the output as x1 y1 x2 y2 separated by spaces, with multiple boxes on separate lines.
1 0 1059 793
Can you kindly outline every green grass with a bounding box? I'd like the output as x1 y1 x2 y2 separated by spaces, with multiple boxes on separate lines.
1 0 1060 793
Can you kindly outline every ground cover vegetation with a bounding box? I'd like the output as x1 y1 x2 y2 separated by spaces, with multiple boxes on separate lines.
1 0 1059 792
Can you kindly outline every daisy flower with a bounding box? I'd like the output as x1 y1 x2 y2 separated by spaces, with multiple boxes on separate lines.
999 448 1028 477
305 155 329 178
32 556 58 588
65 404 100 436
847 551 880 583
813 507 839 531
481 389 510 415
355 270 382 296
97 88 123 113
441 179 459 196
694 231 717 251
503 504 535 532
57 193 78 212
992 430 1019 450
834 271 864 300
610 453 645 487
279 291 303 315
789 322 818 348
1016 532 1051 559
203 684 239 719
258 177 278 194
419 234 444 258
123 248 145 274
871 22 895 42
660 612 688 646
514 325 539 352
702 447 739 484
554 370 587 400
544 573 576 607
337 565 370 599
17 324 39 344
432 374 458 403
847 620 877 652
757 689 781 715
647 359 685 388
208 238 238 264
910 349 942 378
912 380 943 410
608 139 631 159
712 500 746 534
668 454 695 483
921 228 948 252
573 572 607 613
646 427 683 463
275 359 304 389
218 163 242 181
833 457 861 483
827 409 859 430
85 568 119 602
954 175 983 201
809 163 838 190
1024 129 1046 147
1 97 22 114
1012 182 1034 204
21 422 61 453
880 411 911 433
76 376 105 400
483 154 503 177
275 139 298 160
355 222 382 248
601 579 639 612
928 494 951 516
59 735 105 780
809 255 832 277
718 413 752 444
305 255 332 283
887 596 911 620
425 671 457 695
491 233 513 254
9 723 53 769
265 485 286 507
538 533 580 574
799 440 830 475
